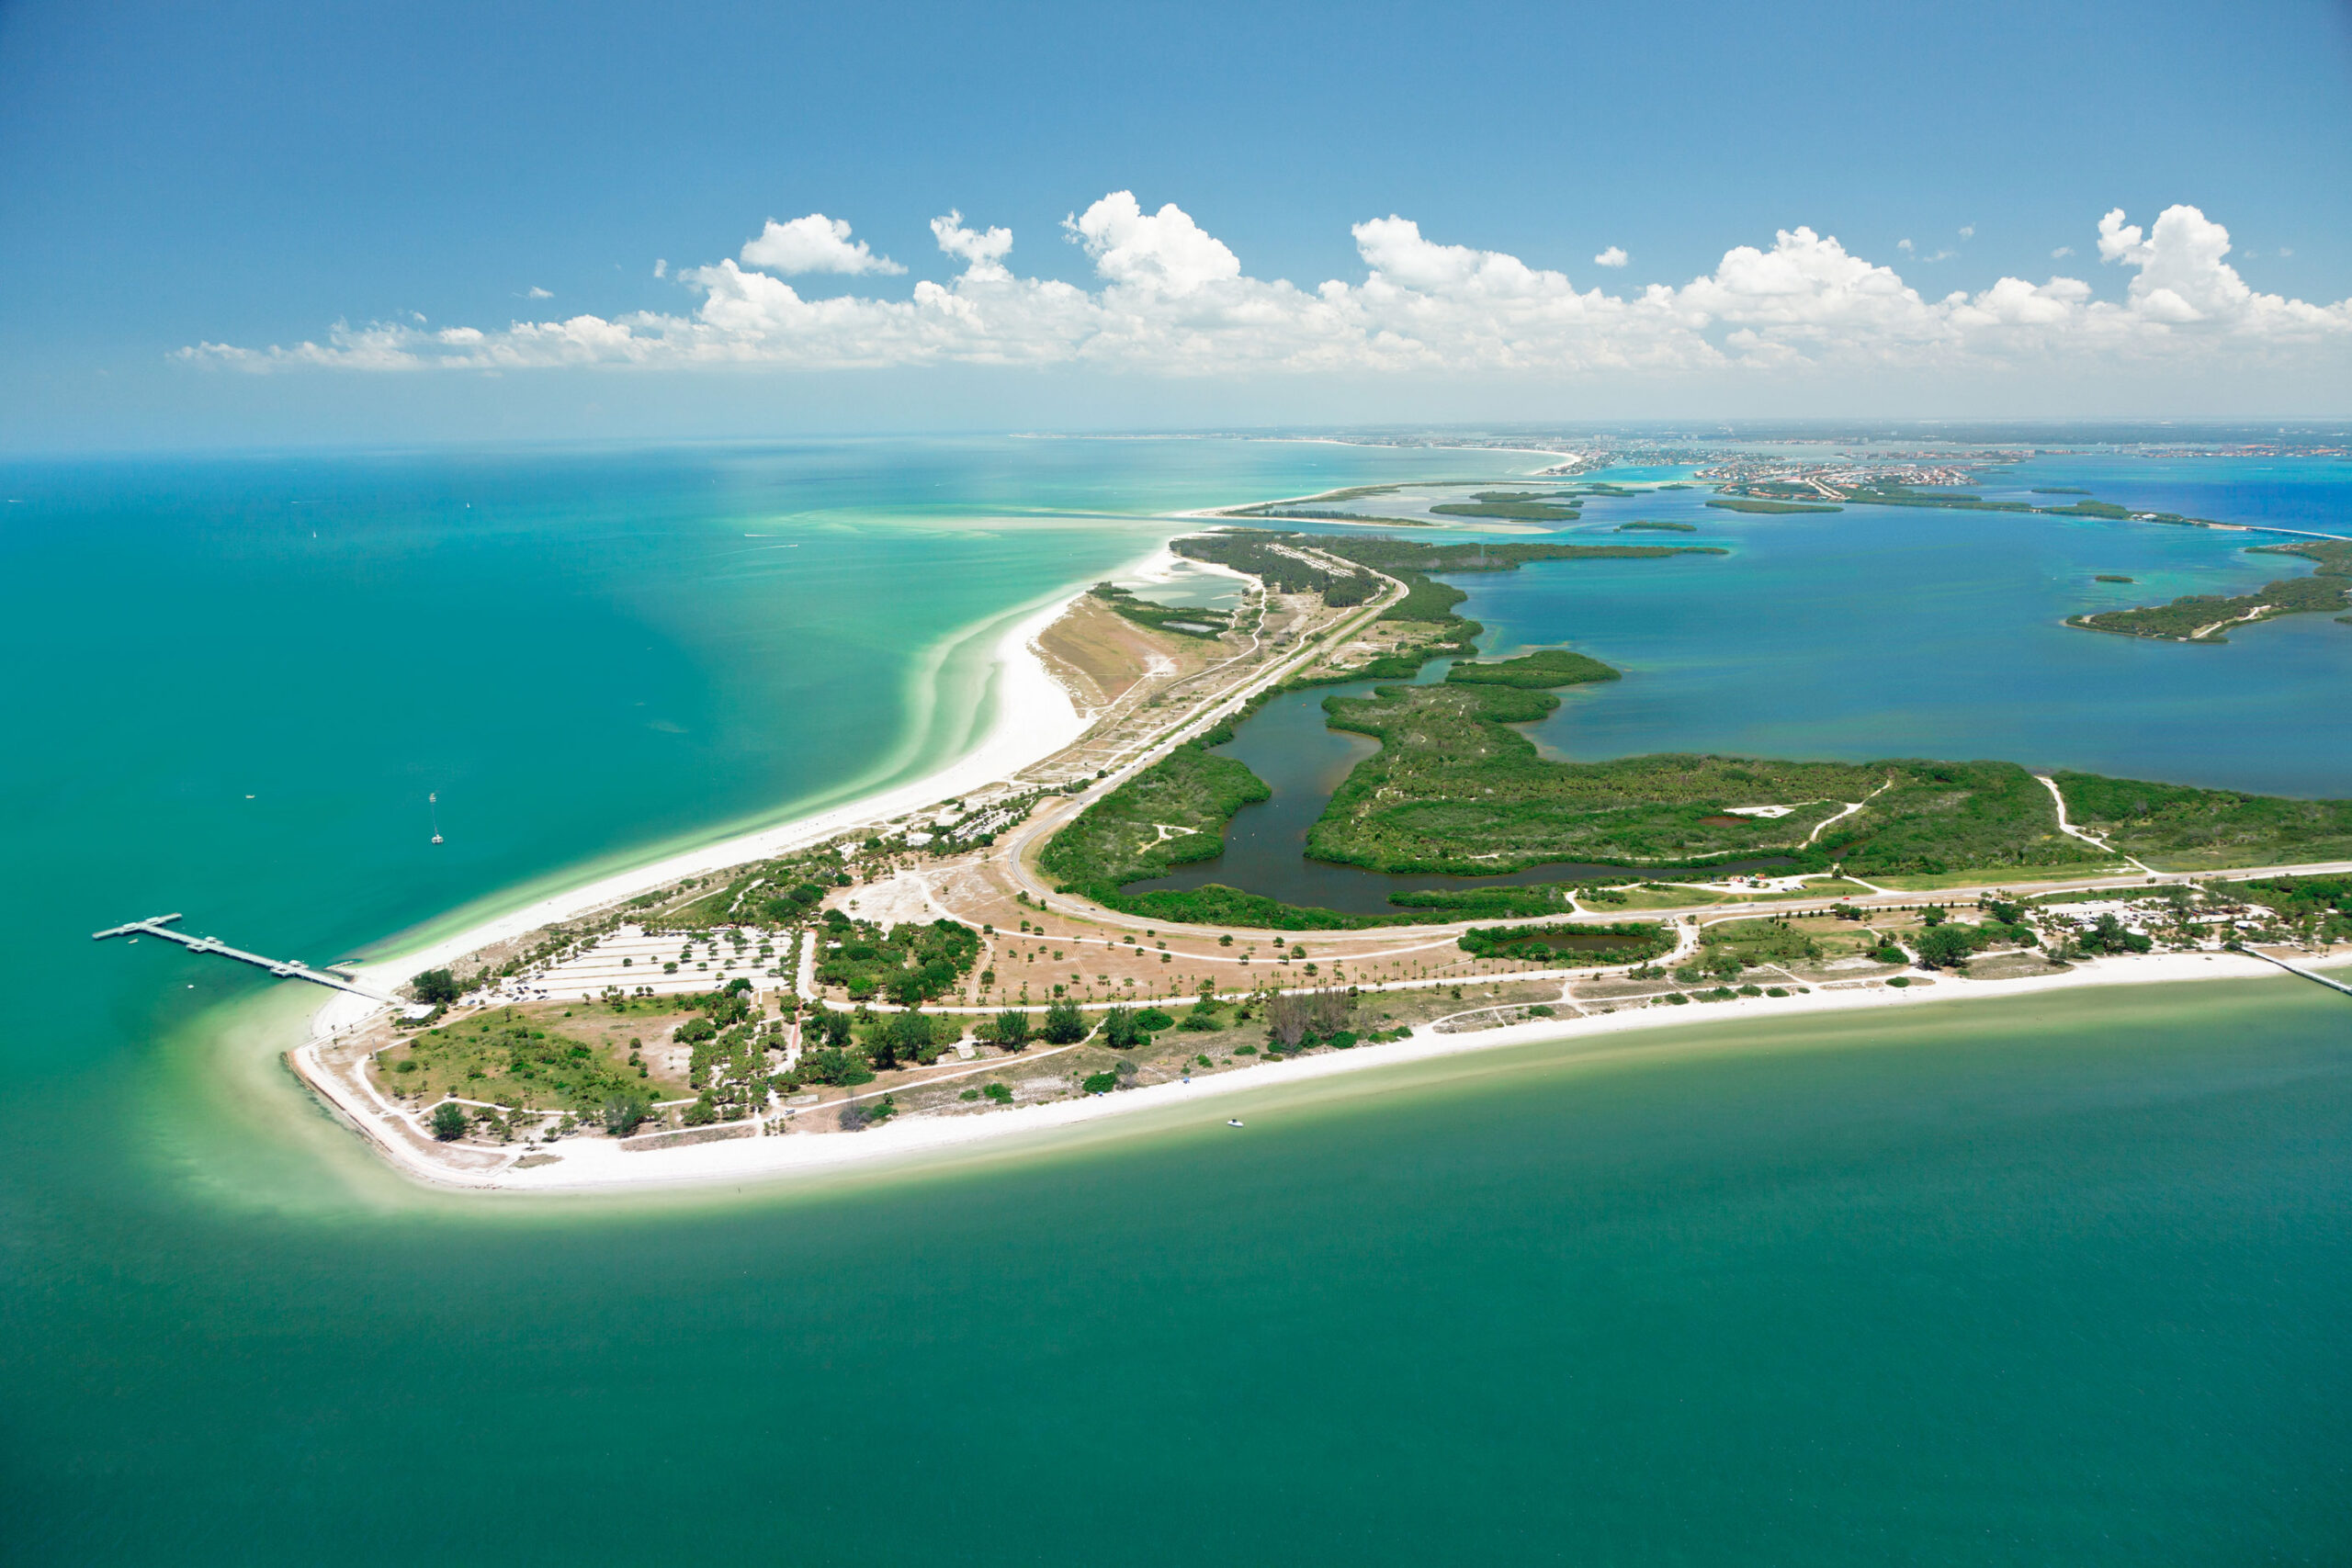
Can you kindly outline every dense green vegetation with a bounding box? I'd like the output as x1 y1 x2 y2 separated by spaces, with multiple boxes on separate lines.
2226 875 2352 942
1093 882 1385 931
2069 580 2347 640
2068 539 2351 641
1036 741 1273 905
412 968 462 1005
1706 498 1841 514
1838 484 2031 513
1456 920 1669 964
1308 534 1726 575
1430 499 1581 522
1384 883 1589 918
1170 533 1378 604
812 910 982 1003
1618 520 1696 533
1913 919 2041 969
1444 648 1620 689
1089 583 1233 638
2055 772 2352 869
2095 574 2135 583
1310 665 2105 877
1378 570 1472 626
2256 538 2352 575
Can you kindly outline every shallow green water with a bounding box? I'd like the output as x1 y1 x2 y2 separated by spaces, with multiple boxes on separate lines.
4 440 2348 1563
11 982 2351 1563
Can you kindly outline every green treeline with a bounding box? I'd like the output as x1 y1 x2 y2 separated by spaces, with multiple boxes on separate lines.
2055 772 2352 869
1456 920 1671 964
813 913 982 1005
1706 498 1842 514
1444 648 1620 689
1385 884 1588 918
1379 570 1472 625
1035 741 1273 902
1170 533 1377 604
1309 534 1726 574
2068 540 2352 642
1430 500 1581 522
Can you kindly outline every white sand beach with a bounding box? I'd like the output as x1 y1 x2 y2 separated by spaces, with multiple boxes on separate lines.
283 537 2352 1201
309 584 1096 1043
299 937 2351 1195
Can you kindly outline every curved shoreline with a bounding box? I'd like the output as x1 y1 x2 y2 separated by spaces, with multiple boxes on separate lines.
304 944 2352 1195
304 572 1118 1044
276 473 2352 1200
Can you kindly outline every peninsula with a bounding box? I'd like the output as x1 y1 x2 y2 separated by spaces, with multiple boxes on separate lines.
145 501 2352 1194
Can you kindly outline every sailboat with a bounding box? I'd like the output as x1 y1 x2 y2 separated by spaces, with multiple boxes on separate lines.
429 792 444 845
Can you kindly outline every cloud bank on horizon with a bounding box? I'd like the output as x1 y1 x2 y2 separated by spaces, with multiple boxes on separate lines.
186 193 2351 382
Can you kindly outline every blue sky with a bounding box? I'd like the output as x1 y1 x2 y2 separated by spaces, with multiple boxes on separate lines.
3 0 2349 450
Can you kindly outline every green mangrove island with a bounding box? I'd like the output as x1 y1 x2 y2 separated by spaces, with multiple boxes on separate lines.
1034 527 2352 930
2069 539 2352 642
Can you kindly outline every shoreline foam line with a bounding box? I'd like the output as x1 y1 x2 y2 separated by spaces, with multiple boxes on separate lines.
306 571 1120 1042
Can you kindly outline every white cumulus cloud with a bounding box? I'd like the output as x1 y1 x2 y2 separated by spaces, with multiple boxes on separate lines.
1065 192 1240 294
1594 246 1628 267
931 210 1014 281
740 214 904 276
182 198 2352 387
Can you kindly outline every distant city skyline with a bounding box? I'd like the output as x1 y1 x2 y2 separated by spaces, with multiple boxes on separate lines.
4 0 2349 448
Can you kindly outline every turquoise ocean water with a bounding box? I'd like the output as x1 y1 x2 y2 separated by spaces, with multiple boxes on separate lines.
2 440 2346 1562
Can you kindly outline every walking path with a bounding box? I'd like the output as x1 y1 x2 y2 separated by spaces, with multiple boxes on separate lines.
2037 774 2154 874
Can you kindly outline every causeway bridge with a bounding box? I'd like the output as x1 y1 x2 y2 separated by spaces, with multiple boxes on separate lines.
93 913 417 1010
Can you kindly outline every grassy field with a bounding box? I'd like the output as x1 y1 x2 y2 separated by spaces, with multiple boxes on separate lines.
378 998 695 1111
